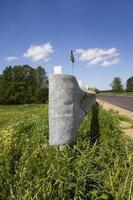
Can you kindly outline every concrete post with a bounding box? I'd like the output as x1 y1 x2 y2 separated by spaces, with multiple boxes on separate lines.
49 74 96 145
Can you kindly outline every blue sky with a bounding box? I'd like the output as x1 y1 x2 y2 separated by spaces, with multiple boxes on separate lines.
0 0 133 90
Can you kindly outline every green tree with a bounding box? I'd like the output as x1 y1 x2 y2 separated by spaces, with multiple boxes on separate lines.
88 87 100 93
0 65 48 104
34 66 48 103
0 66 14 104
126 76 133 92
111 77 123 92
0 74 3 102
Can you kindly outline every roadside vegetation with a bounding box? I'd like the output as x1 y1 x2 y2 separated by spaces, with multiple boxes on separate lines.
0 104 133 200
119 114 133 129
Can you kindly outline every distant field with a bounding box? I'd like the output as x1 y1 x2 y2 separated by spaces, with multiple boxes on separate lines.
0 104 133 199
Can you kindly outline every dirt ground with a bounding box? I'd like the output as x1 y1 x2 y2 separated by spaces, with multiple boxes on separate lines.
97 100 133 139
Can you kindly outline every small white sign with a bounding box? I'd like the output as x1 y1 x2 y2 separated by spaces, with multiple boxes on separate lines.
54 66 62 74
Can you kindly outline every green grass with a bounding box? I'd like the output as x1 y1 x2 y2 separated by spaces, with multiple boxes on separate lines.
0 104 133 200
0 104 46 130
117 114 133 129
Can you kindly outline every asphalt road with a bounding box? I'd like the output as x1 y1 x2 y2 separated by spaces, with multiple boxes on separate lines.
97 95 133 112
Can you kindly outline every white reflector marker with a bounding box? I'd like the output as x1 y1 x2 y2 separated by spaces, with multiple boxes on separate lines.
54 66 62 74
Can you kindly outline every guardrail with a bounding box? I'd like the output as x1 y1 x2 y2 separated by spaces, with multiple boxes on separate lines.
49 74 96 145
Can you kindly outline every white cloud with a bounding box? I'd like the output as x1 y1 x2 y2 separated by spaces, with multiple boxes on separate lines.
5 56 18 61
75 47 121 67
101 58 121 67
23 42 53 62
89 57 105 65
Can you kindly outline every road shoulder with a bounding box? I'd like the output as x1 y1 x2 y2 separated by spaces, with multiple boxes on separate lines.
97 99 133 139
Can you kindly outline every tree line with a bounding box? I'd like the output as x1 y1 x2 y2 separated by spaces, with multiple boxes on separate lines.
111 76 133 92
0 65 48 104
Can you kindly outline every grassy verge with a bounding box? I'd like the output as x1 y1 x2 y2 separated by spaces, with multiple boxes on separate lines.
98 92 133 97
118 114 133 129
0 104 133 199
0 104 45 130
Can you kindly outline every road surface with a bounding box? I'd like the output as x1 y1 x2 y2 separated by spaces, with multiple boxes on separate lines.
97 95 133 112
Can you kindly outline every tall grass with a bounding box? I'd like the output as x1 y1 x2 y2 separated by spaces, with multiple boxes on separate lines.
0 104 133 199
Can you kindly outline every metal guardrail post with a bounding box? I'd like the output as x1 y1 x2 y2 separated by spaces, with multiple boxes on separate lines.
49 74 96 145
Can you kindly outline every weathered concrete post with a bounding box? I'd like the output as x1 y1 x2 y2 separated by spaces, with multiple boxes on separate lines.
49 74 96 145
